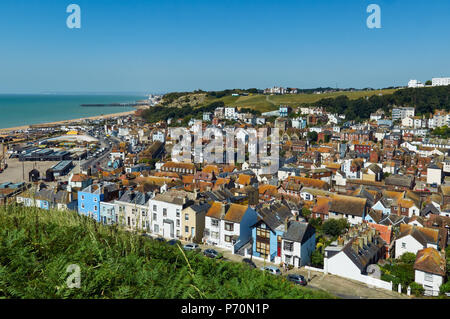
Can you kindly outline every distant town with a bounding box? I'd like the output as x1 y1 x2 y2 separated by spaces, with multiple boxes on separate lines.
0 78 449 299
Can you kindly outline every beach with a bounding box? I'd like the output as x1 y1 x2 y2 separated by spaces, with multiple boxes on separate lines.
0 110 137 134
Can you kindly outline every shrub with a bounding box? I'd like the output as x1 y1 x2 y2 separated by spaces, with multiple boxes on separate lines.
410 282 424 296
400 252 417 265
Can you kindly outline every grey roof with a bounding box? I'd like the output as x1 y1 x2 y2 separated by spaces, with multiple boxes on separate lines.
190 202 211 214
420 203 440 217
342 237 385 272
282 221 315 244
118 190 153 205
385 175 414 188
379 214 409 226
255 202 292 232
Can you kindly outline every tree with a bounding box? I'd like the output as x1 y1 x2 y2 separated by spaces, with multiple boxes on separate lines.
301 207 312 219
307 131 318 143
400 252 416 265
425 80 432 86
311 250 324 268
322 219 349 237
410 282 424 296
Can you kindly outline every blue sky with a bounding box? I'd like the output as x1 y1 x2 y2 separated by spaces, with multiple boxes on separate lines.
0 0 449 93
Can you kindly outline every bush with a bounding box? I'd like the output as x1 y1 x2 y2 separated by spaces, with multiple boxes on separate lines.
400 252 416 265
322 219 349 237
410 282 424 296
440 282 450 295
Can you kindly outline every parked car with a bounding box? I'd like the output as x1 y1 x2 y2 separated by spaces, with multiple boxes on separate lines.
242 258 257 268
183 243 200 251
203 249 223 259
286 274 307 286
260 266 282 276
167 239 181 246
155 237 166 243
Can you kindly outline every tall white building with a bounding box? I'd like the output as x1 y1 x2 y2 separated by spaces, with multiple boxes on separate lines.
408 80 424 88
432 77 450 87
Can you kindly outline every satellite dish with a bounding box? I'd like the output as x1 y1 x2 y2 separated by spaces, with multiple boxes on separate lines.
367 264 381 279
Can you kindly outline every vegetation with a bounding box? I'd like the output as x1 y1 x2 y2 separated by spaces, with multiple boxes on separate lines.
431 126 450 139
0 205 334 299
311 85 450 121
380 253 416 294
322 219 349 237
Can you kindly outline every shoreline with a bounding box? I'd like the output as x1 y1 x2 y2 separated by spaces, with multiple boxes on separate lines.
0 110 137 134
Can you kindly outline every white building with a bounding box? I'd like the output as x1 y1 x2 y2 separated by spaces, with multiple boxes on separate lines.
427 164 442 186
414 248 446 296
224 107 238 120
394 224 439 258
432 77 450 87
203 202 258 252
408 80 425 88
392 107 415 121
152 130 166 143
148 190 196 239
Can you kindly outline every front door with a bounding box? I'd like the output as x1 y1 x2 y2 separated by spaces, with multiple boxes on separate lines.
163 222 172 238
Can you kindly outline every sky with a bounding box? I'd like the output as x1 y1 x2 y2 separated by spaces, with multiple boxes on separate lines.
0 0 449 94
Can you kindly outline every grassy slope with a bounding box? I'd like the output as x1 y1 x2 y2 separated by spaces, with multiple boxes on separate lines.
0 205 335 299
195 89 397 113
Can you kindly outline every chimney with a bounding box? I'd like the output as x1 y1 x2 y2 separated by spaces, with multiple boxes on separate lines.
358 237 364 249
220 203 227 218
352 241 359 254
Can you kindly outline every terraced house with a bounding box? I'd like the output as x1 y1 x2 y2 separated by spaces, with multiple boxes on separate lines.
78 182 120 222
148 190 196 239
203 202 258 253
115 190 153 231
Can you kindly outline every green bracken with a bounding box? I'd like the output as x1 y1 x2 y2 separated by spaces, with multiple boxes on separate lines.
0 205 335 299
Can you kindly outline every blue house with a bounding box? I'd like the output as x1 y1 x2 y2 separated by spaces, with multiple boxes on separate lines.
78 182 120 222
250 203 293 263
99 201 118 225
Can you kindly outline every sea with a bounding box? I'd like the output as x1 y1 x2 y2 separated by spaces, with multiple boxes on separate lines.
0 94 146 129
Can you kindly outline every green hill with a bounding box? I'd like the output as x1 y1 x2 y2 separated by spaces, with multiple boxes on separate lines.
0 205 334 299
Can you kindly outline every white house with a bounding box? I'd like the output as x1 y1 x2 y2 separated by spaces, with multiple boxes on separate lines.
203 202 258 252
414 248 446 296
148 190 196 239
427 164 442 186
394 224 440 258
281 221 316 268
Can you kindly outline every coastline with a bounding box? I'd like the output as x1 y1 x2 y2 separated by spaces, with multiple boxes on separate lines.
0 110 137 133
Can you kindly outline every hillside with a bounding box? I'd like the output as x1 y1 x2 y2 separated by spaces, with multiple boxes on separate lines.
160 89 398 113
0 205 334 299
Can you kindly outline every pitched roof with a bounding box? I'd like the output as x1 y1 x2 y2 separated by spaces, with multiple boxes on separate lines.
255 202 292 231
414 248 446 276
223 204 249 223
329 194 367 217
282 221 315 244
397 224 439 247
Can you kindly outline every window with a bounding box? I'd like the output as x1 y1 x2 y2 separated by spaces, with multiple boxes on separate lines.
225 222 234 231
185 226 189 233
176 209 180 217
402 242 406 249
211 231 219 239
142 210 146 217
176 219 180 227
153 213 157 221
176 230 180 237
81 204 85 209
256 228 270 239
211 219 219 227
153 205 157 211
163 208 167 217
81 195 85 200
285 255 292 264
424 273 433 282
225 235 232 243
94 197 98 202
94 206 97 211
154 224 159 233
256 241 270 256
127 217 130 226
185 214 189 221
284 241 294 252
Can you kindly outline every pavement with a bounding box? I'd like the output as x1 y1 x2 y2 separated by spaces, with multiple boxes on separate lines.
185 240 411 299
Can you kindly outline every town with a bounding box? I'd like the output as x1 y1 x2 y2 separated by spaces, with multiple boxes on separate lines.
0 79 449 299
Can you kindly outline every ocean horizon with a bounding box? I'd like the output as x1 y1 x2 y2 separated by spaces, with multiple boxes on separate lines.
0 94 146 129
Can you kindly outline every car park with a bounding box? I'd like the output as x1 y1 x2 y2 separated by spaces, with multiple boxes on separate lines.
260 266 282 276
286 274 307 286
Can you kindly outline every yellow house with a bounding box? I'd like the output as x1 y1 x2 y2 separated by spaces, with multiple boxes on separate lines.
181 201 211 243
